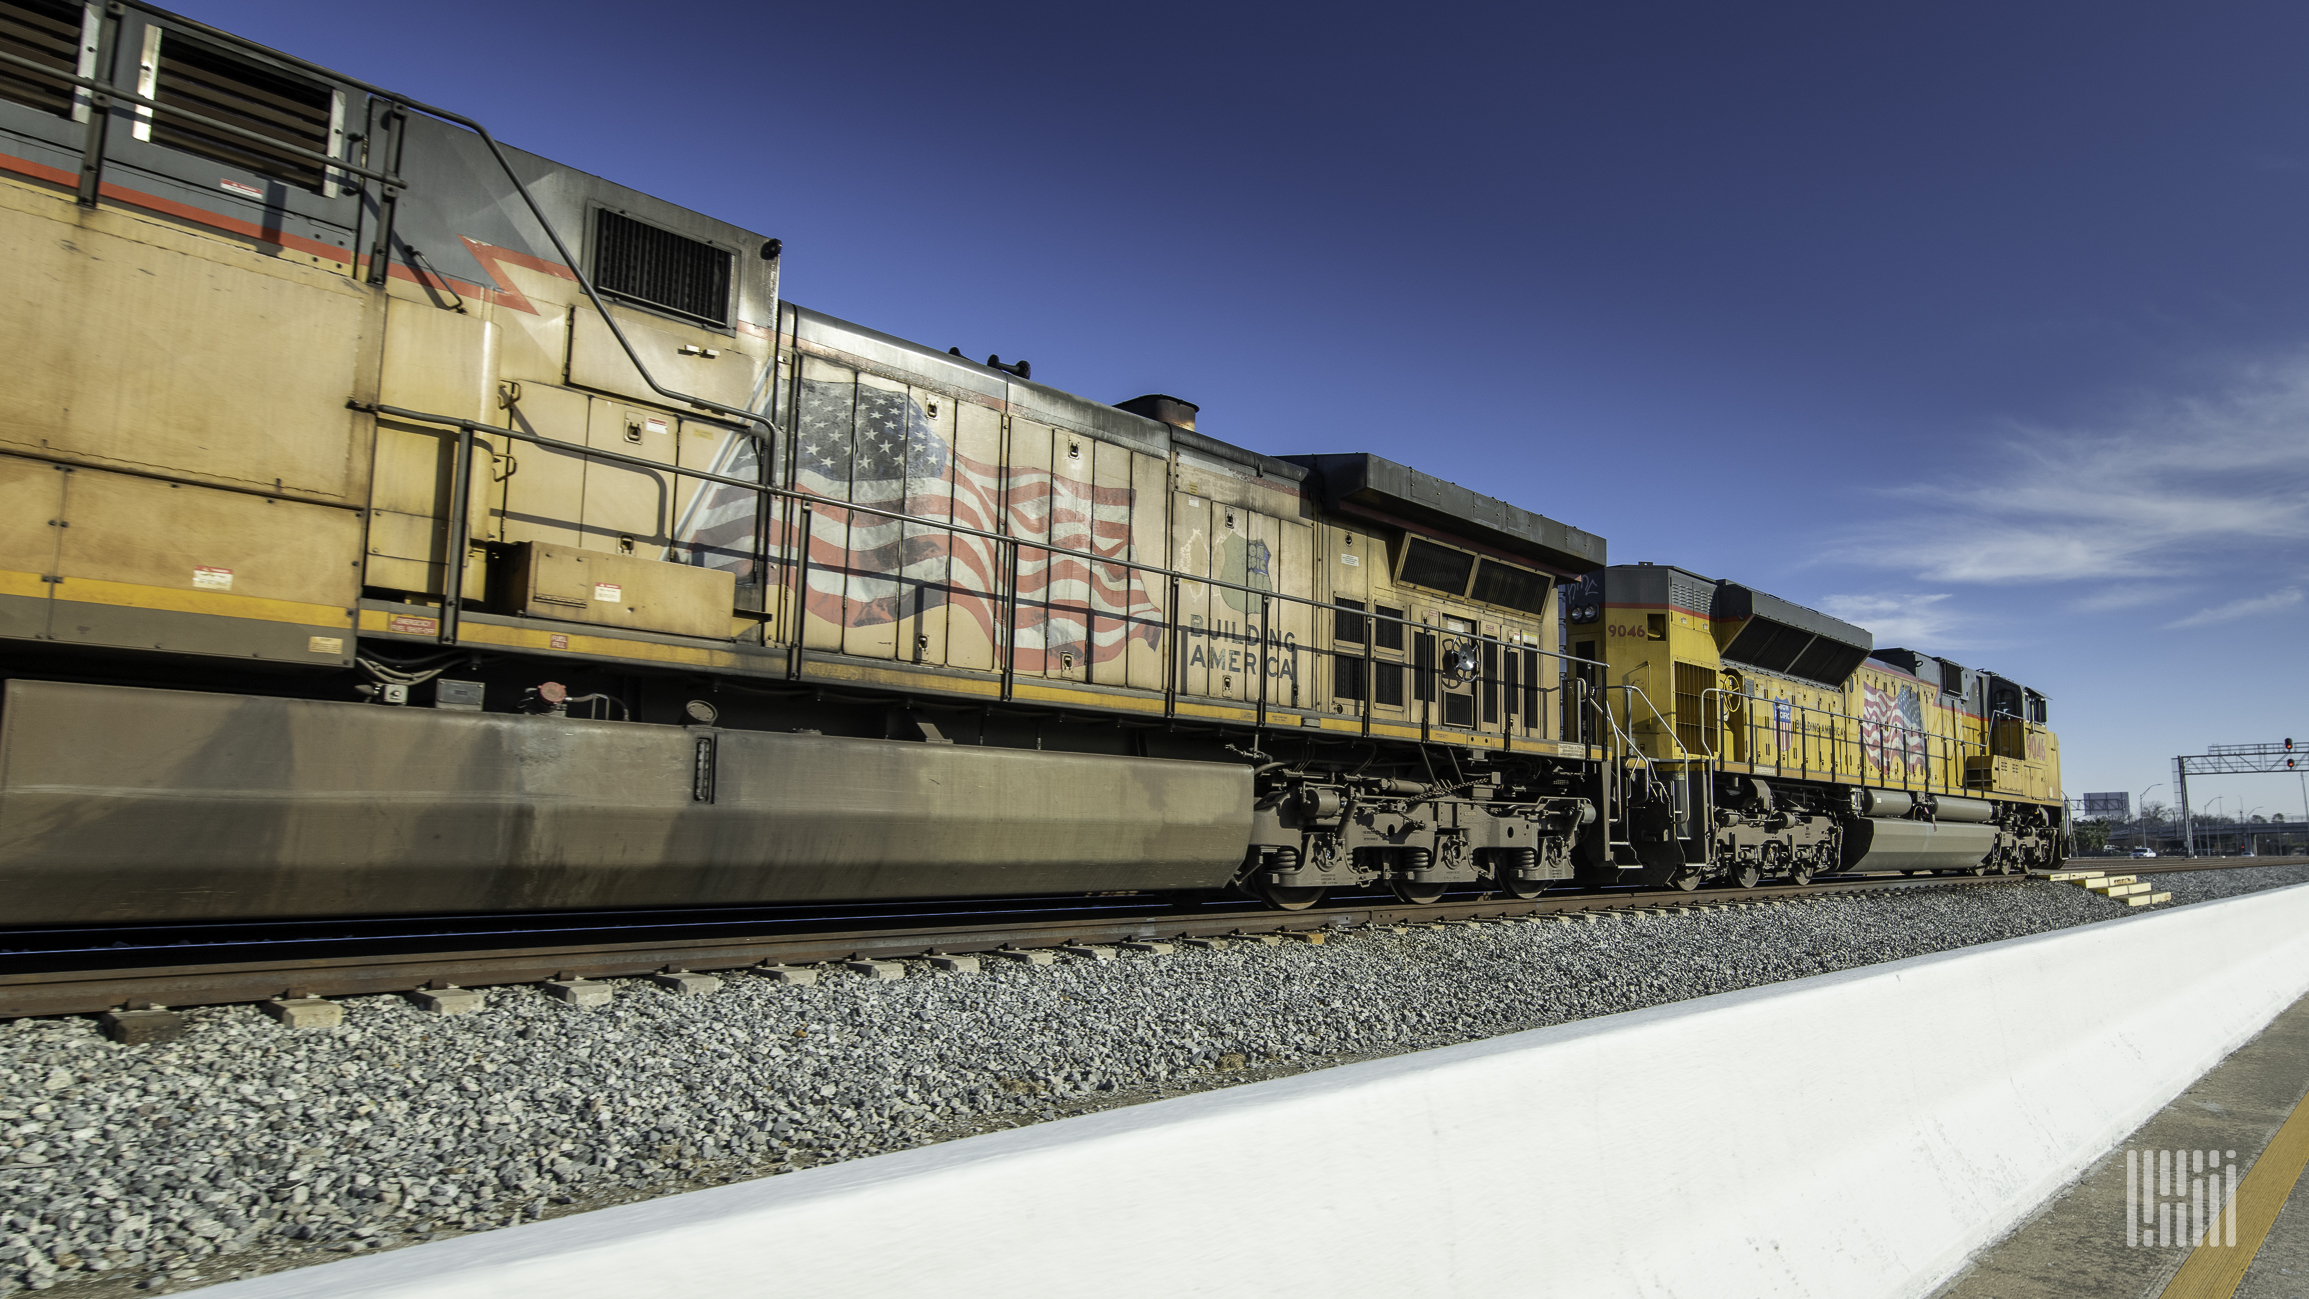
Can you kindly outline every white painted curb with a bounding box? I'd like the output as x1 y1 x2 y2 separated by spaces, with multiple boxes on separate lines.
208 882 2309 1299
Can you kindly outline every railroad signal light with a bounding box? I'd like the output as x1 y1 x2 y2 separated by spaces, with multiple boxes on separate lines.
2288 737 2296 751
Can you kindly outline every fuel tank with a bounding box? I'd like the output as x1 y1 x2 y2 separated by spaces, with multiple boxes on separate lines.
0 680 1255 924
1840 817 1999 873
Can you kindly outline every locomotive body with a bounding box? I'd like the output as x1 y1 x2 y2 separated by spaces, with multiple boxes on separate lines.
0 0 1608 922
1561 564 2065 889
0 0 2060 926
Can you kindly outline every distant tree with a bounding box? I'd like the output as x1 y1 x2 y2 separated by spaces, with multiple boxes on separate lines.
2073 820 2111 855
2141 801 2172 824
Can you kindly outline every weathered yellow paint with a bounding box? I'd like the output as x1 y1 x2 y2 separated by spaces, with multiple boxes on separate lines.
0 178 376 505
0 569 48 600
1597 583 2064 806
51 576 350 628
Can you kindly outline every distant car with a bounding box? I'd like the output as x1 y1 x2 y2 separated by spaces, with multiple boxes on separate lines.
2131 848 2158 859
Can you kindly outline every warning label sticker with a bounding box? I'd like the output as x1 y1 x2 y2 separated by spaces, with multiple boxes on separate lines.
549 633 569 650
192 567 233 591
386 614 439 635
219 178 263 199
593 583 622 603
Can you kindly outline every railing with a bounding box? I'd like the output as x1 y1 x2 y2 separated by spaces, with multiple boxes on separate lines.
1687 684 1990 796
359 399 1609 746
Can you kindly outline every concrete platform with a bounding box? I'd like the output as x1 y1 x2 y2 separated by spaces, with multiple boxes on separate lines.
1935 989 2309 1299
194 880 2309 1299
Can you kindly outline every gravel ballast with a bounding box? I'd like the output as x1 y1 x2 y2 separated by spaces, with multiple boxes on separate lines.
5 864 2305 1295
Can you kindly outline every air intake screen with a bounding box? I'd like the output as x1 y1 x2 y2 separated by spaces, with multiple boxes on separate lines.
1470 558 1549 614
0 0 80 118
1373 605 1405 651
1399 538 1473 596
151 33 335 192
595 210 731 327
1373 661 1403 707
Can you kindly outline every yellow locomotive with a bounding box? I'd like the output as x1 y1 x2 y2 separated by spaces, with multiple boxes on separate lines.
1562 563 2064 888
0 0 1609 921
0 0 2058 924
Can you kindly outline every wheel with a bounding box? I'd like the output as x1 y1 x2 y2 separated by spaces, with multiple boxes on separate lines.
1251 879 1327 911
1787 861 1815 886
1389 877 1447 905
1493 848 1545 900
1731 861 1761 889
1667 867 1703 892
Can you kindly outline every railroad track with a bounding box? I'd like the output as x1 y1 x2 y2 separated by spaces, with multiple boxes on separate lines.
2115 855 2309 875
0 873 2031 1018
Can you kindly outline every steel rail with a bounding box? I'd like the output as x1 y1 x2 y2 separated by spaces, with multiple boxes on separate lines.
2080 856 2309 876
0 874 2025 1018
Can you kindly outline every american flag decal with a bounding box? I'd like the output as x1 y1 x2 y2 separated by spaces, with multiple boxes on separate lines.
1861 680 1928 775
762 378 1164 668
671 432 766 586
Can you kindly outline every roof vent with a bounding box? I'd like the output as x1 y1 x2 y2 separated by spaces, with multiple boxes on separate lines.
1117 394 1198 431
0 0 83 119
140 28 339 193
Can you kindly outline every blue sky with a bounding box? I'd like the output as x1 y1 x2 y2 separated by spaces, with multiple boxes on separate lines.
193 0 2309 820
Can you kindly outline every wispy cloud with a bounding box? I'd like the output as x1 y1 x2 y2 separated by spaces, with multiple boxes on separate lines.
1817 592 1962 646
2068 585 2170 613
2161 587 2303 629
1843 352 2309 584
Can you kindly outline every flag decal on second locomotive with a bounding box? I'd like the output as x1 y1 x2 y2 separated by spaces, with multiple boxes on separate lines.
669 379 1167 668
1862 680 1929 775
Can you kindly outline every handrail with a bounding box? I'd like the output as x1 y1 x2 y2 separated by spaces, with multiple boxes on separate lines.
1693 682 1997 798
356 400 1610 696
1608 683 1694 761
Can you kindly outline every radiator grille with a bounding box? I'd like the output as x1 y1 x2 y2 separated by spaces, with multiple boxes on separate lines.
0 0 81 118
149 32 334 192
1399 538 1473 596
595 210 731 327
1470 558 1549 614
